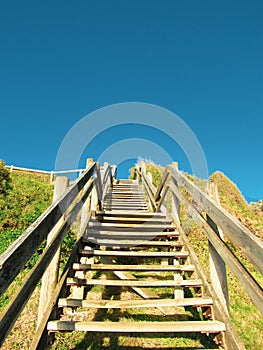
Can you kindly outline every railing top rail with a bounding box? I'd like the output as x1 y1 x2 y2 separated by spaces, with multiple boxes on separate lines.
5 165 86 175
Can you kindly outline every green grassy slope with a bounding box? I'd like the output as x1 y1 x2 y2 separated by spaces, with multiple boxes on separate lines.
0 171 53 254
210 171 263 240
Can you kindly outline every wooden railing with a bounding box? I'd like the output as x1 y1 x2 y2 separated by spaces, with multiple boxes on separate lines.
5 164 86 183
0 160 116 348
135 162 263 349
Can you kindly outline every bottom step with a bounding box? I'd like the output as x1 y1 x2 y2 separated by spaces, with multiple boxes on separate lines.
47 320 225 333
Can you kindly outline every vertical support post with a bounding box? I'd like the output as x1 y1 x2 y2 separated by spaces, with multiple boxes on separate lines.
87 159 98 214
101 162 108 203
78 158 94 239
207 183 229 314
37 176 69 326
50 171 54 183
171 162 180 224
72 159 94 300
145 168 155 212
136 165 142 183
95 162 103 211
111 165 117 184
174 259 184 299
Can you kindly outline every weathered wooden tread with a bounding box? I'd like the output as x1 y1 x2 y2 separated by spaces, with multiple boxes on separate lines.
104 196 145 200
47 320 225 333
72 263 195 272
95 211 165 218
82 238 181 246
104 200 147 203
67 277 202 287
78 249 188 258
104 194 146 203
88 222 176 230
103 208 149 211
58 297 213 309
86 231 179 238
103 206 149 210
96 217 171 224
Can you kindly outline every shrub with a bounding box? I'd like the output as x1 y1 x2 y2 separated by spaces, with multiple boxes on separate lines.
0 160 11 195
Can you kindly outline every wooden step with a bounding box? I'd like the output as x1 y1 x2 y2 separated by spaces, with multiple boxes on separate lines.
88 222 176 231
104 201 147 205
106 197 145 200
82 238 181 247
103 205 148 209
109 189 144 191
72 263 195 272
105 191 145 194
47 320 225 333
85 233 179 241
79 249 188 258
106 196 145 199
87 228 178 235
104 198 146 201
96 217 171 224
67 277 202 288
82 238 183 248
58 297 213 309
95 211 166 218
106 193 145 197
103 206 149 211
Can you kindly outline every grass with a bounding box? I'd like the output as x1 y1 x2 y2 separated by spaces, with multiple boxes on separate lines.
0 171 53 254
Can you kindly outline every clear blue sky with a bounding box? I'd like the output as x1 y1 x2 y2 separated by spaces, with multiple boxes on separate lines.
0 1 262 200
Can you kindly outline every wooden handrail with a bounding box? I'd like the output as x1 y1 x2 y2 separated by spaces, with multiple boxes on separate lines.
167 164 263 276
101 163 116 202
135 166 157 210
0 160 116 346
168 181 263 314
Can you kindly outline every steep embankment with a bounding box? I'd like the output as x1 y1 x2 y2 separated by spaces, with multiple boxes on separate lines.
210 171 263 240
0 170 53 254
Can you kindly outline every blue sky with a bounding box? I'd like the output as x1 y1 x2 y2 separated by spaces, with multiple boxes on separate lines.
0 1 262 200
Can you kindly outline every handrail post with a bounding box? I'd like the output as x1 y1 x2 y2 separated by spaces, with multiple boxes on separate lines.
88 160 101 213
111 165 117 184
94 162 103 211
104 162 113 195
171 162 180 224
207 182 229 314
49 171 54 183
78 159 94 239
137 164 142 183
37 176 69 327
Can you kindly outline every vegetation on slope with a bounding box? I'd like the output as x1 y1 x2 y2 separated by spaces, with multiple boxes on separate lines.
0 162 53 255
210 171 263 240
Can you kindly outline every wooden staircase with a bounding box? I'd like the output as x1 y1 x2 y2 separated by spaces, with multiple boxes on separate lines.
47 179 226 348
